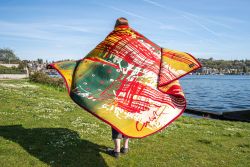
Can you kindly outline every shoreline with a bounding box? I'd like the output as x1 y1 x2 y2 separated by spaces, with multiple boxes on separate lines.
185 108 250 122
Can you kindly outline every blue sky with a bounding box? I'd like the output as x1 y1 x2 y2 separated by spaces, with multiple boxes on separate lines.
0 0 249 61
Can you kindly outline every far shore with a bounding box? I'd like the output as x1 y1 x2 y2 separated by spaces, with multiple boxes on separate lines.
185 108 250 122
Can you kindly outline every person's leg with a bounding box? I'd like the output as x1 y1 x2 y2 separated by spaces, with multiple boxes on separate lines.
121 137 129 154
112 128 122 150
108 128 123 158
114 139 121 152
123 137 129 149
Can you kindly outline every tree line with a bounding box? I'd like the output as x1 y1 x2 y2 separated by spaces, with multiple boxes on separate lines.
198 58 249 73
0 48 249 73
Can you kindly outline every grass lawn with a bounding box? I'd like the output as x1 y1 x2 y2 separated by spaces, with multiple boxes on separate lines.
0 79 249 167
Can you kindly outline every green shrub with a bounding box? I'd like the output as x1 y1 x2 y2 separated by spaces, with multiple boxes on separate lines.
0 65 26 74
0 69 26 74
29 72 65 89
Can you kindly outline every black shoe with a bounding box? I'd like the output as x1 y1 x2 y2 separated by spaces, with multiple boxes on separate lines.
121 147 129 154
107 149 120 158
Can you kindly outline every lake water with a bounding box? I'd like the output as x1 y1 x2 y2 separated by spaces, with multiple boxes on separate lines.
180 75 250 113
50 72 250 113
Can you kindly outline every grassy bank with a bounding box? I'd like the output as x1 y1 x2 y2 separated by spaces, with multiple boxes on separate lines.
0 80 249 167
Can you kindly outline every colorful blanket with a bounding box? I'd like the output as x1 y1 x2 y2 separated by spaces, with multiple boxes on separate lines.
50 23 201 138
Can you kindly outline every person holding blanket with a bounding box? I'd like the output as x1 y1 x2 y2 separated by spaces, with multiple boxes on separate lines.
48 17 201 159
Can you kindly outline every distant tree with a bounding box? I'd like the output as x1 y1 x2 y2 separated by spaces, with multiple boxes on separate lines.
37 58 43 64
0 48 19 63
18 61 27 69
243 66 248 73
245 59 250 67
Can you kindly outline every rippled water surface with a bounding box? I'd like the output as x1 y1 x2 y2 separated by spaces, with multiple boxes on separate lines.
180 75 250 112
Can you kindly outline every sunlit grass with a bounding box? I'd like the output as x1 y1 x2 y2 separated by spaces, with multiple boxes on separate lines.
0 79 249 167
